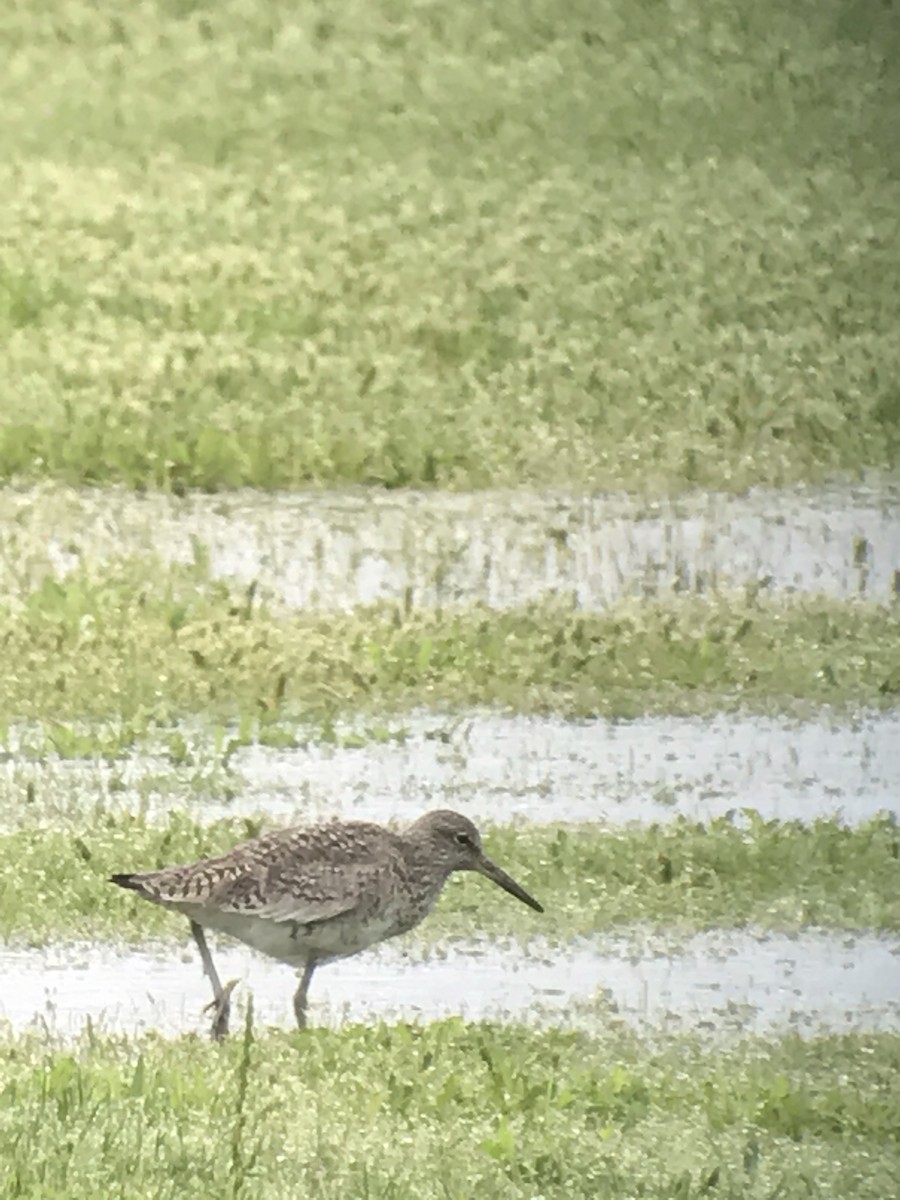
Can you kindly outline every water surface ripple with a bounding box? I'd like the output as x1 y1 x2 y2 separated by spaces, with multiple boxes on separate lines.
2 930 896 1040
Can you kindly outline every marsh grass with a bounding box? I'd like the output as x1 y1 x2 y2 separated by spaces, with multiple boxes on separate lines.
2 0 899 493
2 8 898 1187
1 559 899 726
0 1022 897 1198
1 812 896 944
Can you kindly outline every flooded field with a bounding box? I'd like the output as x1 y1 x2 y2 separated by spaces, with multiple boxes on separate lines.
3 929 897 1041
5 710 897 829
2 482 898 1053
226 710 900 827
3 2 899 1188
2 479 899 610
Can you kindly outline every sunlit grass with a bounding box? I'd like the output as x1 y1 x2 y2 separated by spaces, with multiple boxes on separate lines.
0 558 898 726
1 6 898 1189
0 1020 897 1198
0 812 896 944
1 0 898 493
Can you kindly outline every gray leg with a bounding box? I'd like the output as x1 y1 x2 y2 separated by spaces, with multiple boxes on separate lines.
293 961 316 1030
190 920 233 1041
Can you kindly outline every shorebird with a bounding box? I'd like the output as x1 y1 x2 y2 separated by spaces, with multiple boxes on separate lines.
110 809 543 1039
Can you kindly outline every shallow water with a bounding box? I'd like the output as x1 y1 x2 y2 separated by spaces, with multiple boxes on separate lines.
2 930 897 1040
227 710 900 827
2 480 898 609
6 710 896 829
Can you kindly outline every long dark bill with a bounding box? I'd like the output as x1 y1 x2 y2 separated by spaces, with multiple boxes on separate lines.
477 855 544 913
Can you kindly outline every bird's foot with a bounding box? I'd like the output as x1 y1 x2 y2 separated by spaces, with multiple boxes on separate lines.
203 978 239 1042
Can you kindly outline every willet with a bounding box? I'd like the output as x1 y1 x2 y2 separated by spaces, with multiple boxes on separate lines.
110 809 543 1039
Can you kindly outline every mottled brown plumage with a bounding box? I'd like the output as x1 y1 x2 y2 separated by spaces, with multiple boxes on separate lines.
111 809 543 1039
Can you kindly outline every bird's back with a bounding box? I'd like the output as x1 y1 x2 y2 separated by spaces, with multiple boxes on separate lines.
112 819 443 965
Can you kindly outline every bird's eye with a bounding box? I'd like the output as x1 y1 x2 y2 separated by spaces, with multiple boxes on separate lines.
454 831 472 846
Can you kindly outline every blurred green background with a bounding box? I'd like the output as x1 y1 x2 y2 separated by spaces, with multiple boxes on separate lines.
2 0 898 492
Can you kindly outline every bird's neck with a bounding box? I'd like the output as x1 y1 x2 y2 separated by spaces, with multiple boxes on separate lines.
400 841 454 918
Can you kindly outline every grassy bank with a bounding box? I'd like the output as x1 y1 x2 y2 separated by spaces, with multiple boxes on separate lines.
2 561 899 725
2 1 899 493
0 1021 897 1198
1 814 896 944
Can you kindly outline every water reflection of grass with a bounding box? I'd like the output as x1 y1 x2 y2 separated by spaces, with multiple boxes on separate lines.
1 1019 897 1197
2 2 899 494
1 813 895 944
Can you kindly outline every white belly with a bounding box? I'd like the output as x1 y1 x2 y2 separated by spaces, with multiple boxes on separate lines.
184 904 413 967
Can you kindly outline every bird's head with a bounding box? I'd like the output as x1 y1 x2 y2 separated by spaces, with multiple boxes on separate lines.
408 810 544 913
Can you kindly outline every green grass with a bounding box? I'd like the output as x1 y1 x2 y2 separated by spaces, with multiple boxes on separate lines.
2 559 900 726
1 812 896 944
1 0 899 493
0 1020 897 1198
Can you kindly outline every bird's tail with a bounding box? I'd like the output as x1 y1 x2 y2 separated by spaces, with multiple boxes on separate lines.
109 872 144 892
